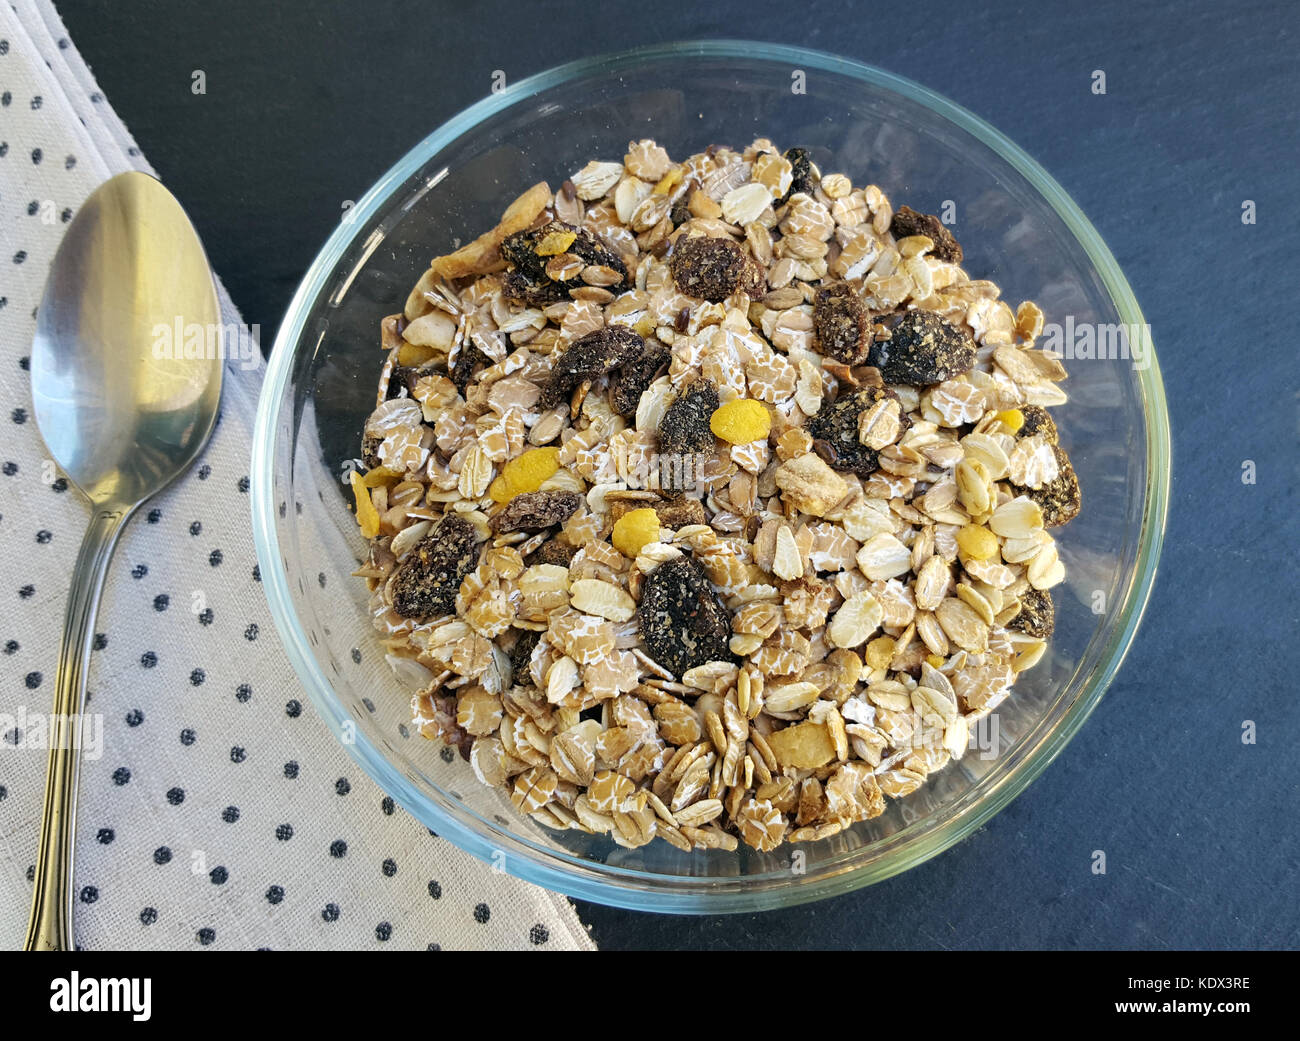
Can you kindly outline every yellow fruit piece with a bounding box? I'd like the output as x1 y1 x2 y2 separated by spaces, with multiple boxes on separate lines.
396 342 436 366
489 447 561 503
956 524 999 561
926 654 946 669
611 508 660 558
709 398 772 445
633 315 657 338
361 466 401 488
349 470 381 538
653 166 684 195
535 230 577 257
995 408 1025 433
864 636 896 672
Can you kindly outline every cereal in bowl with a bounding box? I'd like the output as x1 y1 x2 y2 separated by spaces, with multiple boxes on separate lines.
349 138 1081 852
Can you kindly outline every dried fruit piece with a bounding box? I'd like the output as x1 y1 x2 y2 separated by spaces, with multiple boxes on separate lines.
709 398 771 445
349 470 381 538
390 514 483 618
501 219 627 305
995 408 1025 434
868 309 976 386
1008 587 1055 638
669 235 764 303
529 538 576 568
508 629 540 684
489 490 583 533
535 228 577 256
360 466 402 488
539 326 647 409
1023 445 1081 526
449 339 491 395
637 556 732 678
421 181 551 285
814 282 872 364
956 525 998 561
1016 403 1059 444
489 446 562 502
609 340 670 417
611 507 661 559
889 206 963 263
658 377 719 455
778 146 816 204
807 386 906 476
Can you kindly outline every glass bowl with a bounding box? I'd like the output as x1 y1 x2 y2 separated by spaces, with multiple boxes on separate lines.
251 41 1170 913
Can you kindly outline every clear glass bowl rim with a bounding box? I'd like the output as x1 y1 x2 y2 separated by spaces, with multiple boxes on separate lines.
250 39 1172 914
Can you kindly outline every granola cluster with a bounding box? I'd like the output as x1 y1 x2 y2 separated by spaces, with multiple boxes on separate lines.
350 138 1081 853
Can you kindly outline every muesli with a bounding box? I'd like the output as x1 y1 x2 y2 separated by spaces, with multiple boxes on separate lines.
349 138 1081 852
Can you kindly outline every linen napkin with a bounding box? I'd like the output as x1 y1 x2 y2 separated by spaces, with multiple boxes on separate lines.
0 0 594 950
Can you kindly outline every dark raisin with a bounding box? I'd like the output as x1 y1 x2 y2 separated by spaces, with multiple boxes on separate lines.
1024 445 1081 527
430 693 474 759
806 386 908 476
780 147 816 204
508 629 541 684
1008 588 1055 638
868 309 976 385
610 340 670 417
488 491 582 533
361 433 382 469
450 339 491 395
540 326 646 409
669 196 691 227
501 220 627 305
669 235 763 303
637 556 732 678
889 206 964 264
814 282 872 364
657 376 718 455
529 538 577 567
390 515 483 618
385 364 421 401
1017 404 1059 444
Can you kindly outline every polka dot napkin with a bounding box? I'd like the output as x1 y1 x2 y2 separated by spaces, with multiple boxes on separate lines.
0 0 594 950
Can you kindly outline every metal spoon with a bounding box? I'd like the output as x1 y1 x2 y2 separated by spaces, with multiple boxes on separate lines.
25 171 222 950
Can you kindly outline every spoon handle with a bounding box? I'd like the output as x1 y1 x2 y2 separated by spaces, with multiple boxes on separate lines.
24 506 128 951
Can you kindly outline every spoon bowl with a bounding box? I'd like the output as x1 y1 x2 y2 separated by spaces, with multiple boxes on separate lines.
32 171 222 503
25 170 221 950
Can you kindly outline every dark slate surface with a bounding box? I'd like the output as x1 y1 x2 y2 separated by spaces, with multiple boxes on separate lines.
56 0 1299 949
